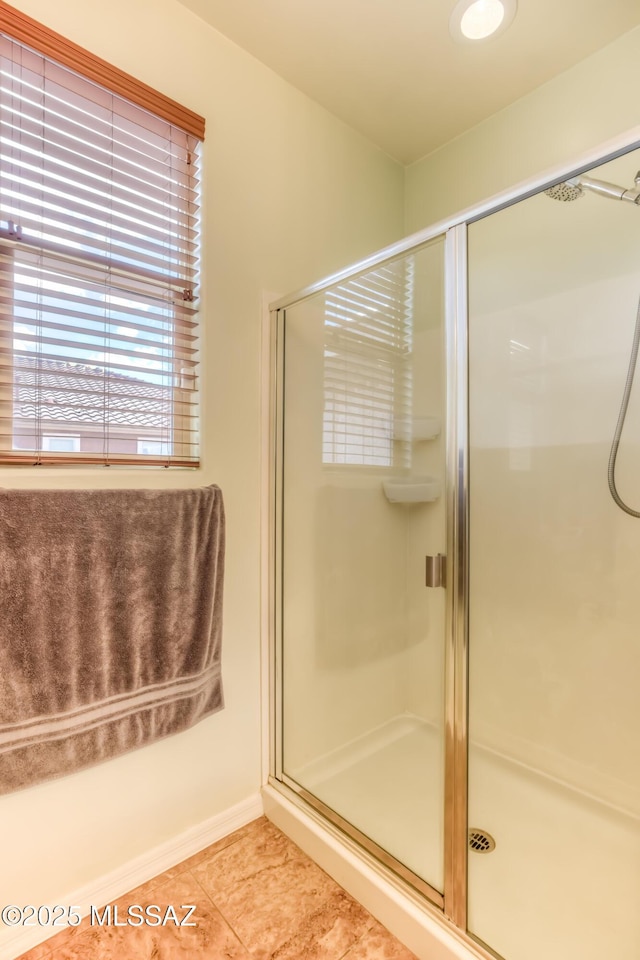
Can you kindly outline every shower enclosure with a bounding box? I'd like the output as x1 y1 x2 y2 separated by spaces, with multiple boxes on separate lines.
267 134 640 960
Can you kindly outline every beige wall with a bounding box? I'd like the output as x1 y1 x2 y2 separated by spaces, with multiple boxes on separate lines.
0 0 404 936
405 25 640 233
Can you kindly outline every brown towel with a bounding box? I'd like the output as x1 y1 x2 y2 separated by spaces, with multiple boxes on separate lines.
0 484 224 794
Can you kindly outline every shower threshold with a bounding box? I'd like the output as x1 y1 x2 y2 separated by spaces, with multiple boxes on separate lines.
263 777 487 960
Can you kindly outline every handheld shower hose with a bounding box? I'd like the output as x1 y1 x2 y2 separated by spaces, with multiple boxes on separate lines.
545 171 640 516
608 293 640 518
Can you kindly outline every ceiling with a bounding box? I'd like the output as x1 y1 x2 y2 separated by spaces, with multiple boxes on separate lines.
177 0 640 165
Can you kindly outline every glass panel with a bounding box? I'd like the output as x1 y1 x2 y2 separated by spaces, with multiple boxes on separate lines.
280 238 447 892
468 150 640 960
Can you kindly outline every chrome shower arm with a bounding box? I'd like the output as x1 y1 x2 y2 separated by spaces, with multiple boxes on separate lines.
570 174 640 204
573 175 626 201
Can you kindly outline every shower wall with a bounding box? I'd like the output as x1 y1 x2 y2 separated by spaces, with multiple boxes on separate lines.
469 268 640 813
279 240 447 892
467 159 640 812
400 260 446 727
281 242 446 774
281 299 407 772
466 153 640 960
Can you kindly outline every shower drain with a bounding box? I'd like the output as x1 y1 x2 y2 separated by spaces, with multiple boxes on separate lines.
468 829 496 853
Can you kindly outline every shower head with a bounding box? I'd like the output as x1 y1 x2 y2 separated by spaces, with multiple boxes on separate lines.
544 181 584 202
544 171 640 205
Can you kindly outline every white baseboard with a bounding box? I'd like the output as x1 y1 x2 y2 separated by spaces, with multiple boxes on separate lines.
1 792 263 960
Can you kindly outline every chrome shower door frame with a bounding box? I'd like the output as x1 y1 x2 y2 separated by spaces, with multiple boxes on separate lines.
268 224 466 918
265 123 640 946
443 223 469 928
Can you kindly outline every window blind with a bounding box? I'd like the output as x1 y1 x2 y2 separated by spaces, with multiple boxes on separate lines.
0 26 202 466
323 258 414 467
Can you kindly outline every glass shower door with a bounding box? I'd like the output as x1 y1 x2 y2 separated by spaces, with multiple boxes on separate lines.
277 238 447 897
467 152 640 960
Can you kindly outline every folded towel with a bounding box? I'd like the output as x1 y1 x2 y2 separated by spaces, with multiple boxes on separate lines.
0 484 225 794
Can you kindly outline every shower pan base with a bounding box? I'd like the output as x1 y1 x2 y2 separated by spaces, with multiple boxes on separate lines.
287 714 444 889
271 714 640 960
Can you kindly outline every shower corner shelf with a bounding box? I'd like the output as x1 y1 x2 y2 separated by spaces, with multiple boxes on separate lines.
382 476 441 504
393 415 441 442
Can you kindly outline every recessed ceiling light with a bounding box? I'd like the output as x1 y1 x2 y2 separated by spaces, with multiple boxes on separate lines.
450 0 517 43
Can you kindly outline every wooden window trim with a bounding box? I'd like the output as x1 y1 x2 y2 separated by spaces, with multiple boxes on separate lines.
0 0 205 140
0 10 202 468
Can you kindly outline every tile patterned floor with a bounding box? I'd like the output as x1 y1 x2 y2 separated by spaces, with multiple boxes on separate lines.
16 816 419 960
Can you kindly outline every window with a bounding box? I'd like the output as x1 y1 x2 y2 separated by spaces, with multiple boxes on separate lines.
0 3 204 466
322 258 414 467
42 435 80 452
137 439 170 457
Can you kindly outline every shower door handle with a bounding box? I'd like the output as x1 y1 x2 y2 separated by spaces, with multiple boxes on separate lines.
425 554 446 588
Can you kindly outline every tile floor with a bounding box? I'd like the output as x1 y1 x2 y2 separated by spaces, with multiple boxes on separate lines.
16 816 419 959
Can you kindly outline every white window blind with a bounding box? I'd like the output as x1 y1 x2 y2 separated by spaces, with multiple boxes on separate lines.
323 258 414 467
0 28 202 466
